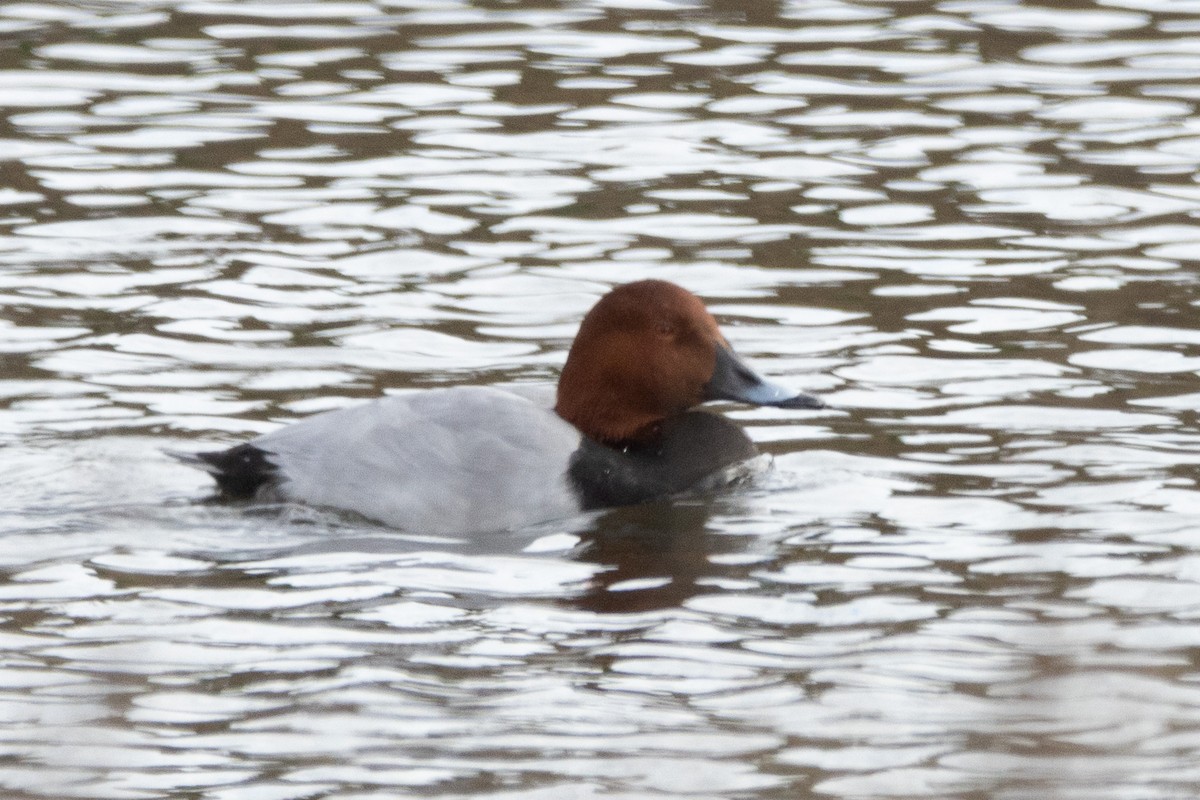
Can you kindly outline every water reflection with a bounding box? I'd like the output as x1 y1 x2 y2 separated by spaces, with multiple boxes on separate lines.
573 501 722 613
3 0 1200 797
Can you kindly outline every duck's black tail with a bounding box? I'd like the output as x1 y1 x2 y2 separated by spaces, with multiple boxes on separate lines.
168 444 277 499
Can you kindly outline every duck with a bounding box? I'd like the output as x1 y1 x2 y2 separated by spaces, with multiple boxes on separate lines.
174 279 824 534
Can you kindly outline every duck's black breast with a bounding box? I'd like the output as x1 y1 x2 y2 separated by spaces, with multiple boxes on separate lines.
567 411 759 510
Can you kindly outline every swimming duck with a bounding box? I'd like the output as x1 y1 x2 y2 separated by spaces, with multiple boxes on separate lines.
175 280 823 534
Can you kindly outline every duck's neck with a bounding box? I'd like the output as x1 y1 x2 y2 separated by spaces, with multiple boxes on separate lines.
556 402 665 450
554 388 666 447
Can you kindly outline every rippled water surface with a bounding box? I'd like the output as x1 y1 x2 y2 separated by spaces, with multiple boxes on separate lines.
4 0 1200 797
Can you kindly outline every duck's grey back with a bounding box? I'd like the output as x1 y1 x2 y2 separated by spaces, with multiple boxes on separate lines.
254 386 582 534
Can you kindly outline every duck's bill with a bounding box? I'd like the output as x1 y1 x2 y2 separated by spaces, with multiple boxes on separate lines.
704 345 825 410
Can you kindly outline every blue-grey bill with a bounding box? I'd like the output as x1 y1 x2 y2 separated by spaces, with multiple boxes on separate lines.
704 344 825 409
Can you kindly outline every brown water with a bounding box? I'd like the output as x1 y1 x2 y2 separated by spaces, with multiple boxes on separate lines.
3 1 1200 798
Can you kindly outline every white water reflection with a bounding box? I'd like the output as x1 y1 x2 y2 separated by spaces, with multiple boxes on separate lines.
4 0 1200 798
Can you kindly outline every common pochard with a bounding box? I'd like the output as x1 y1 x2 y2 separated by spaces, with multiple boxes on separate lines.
176 280 823 534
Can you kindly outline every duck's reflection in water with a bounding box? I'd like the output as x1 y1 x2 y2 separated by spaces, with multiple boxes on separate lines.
569 500 733 613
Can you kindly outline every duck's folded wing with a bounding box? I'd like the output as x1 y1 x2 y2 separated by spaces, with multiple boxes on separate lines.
246 386 582 534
